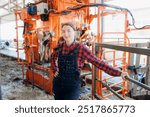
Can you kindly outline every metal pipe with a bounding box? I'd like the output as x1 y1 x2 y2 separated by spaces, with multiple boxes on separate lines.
103 89 122 98
23 0 25 8
0 18 1 41
94 94 103 100
0 66 1 100
102 81 122 91
0 86 2 100
93 66 97 99
0 57 2 99
16 0 18 9
15 10 20 62
8 0 11 12
125 76 150 91
96 78 125 100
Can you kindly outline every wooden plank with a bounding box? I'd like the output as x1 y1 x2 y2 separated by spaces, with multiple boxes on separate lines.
95 43 150 56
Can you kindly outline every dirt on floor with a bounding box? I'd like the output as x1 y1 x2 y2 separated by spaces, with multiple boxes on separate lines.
0 55 92 100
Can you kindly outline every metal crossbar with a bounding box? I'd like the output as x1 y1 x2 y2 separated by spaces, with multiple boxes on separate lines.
125 77 150 91
95 43 150 56
96 78 125 100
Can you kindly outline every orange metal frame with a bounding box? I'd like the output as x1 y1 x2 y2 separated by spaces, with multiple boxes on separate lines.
92 8 130 99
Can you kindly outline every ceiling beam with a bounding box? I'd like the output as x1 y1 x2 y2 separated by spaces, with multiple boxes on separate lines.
0 1 23 18
0 0 16 8
1 7 10 12
1 6 16 13
11 2 22 9
0 13 13 19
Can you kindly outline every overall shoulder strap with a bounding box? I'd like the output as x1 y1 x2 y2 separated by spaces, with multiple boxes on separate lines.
53 42 64 53
70 43 80 55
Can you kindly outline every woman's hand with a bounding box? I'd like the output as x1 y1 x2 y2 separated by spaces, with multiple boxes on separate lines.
121 72 129 80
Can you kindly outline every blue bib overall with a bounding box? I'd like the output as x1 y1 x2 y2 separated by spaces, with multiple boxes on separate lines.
52 44 81 100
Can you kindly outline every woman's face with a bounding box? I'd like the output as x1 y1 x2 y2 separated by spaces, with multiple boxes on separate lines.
62 25 75 43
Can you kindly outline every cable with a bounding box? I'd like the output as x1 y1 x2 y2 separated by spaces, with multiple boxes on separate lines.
48 9 71 15
66 3 150 30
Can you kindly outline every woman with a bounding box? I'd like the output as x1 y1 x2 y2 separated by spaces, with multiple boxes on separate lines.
50 22 128 100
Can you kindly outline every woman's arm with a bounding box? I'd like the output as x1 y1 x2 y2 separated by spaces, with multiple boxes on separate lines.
50 46 59 74
81 45 122 76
